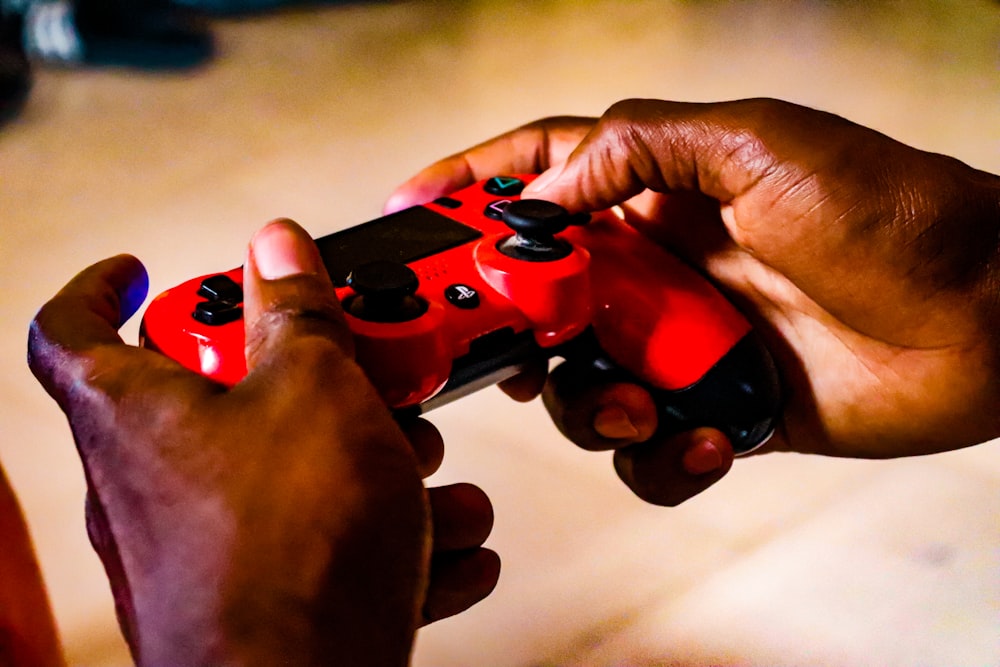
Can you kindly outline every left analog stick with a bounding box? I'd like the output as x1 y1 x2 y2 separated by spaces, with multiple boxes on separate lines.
345 261 428 323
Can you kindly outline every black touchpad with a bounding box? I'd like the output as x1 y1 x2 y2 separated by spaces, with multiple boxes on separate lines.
316 207 483 287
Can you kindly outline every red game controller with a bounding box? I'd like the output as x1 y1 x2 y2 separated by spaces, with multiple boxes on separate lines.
140 175 781 453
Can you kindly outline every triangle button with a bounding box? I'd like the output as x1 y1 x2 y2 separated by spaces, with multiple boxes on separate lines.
484 176 525 196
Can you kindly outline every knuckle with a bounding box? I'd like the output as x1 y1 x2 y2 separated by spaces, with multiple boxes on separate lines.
26 308 54 376
604 97 657 122
245 309 359 391
599 99 652 145
26 305 92 400
246 304 353 361
27 295 66 356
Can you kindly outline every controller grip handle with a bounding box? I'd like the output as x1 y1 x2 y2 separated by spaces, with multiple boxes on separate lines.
559 330 781 454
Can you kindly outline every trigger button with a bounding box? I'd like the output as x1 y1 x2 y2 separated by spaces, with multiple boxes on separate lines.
198 274 243 303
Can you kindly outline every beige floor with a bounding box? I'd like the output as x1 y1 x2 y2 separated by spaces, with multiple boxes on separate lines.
1 1 998 665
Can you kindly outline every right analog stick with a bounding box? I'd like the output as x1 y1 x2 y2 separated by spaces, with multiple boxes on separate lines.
499 199 575 261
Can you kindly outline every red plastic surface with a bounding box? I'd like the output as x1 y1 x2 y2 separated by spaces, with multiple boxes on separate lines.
474 235 592 347
141 267 248 386
140 174 752 406
347 302 450 407
564 209 750 390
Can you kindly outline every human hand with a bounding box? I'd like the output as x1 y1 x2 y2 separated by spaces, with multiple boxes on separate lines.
387 98 1000 505
27 219 499 666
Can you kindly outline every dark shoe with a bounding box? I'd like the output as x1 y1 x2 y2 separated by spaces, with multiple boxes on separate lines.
0 10 30 123
171 0 355 17
170 0 282 14
24 0 213 69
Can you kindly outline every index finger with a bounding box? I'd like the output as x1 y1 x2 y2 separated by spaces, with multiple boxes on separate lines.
383 116 596 214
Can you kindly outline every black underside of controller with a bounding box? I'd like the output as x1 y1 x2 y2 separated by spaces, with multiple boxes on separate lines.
410 327 781 455
561 330 781 454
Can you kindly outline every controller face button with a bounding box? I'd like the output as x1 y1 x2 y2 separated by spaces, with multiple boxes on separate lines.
197 274 243 302
483 176 525 196
483 199 512 220
193 299 243 326
346 260 428 322
433 196 462 209
445 284 481 309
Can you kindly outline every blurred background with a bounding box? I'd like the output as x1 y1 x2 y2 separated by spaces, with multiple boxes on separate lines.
1 1 998 664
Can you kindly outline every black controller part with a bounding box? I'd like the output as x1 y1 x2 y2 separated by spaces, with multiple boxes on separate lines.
193 273 243 326
419 328 545 413
345 260 428 323
315 207 483 287
555 330 781 454
411 325 780 455
498 199 587 262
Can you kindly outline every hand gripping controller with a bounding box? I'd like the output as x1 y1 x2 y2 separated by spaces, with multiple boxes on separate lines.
140 176 781 453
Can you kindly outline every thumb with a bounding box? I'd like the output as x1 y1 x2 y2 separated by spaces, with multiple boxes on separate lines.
242 219 356 387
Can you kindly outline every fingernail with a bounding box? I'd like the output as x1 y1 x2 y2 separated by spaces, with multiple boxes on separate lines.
594 405 640 440
117 257 150 325
251 220 318 280
523 163 565 195
682 438 724 475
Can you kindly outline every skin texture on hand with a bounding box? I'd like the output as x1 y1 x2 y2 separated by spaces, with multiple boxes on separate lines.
387 98 1000 505
26 220 499 666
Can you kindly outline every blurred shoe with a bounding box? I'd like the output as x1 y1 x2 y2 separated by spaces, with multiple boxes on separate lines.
171 0 354 16
0 9 31 123
170 0 279 13
23 0 213 69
